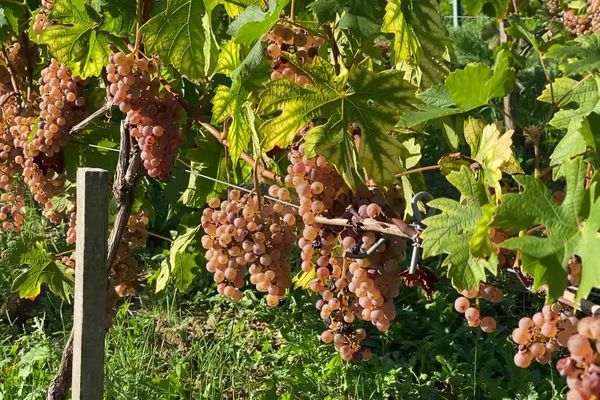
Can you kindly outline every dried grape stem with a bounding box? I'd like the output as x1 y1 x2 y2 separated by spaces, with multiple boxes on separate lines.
314 216 417 239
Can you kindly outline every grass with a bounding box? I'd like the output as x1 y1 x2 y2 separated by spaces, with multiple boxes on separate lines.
0 277 567 400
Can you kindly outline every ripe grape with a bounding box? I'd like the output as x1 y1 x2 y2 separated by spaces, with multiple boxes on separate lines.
107 52 184 180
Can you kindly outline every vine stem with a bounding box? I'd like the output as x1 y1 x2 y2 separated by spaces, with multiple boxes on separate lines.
395 164 441 177
0 45 21 99
290 0 295 21
323 24 341 75
20 32 34 103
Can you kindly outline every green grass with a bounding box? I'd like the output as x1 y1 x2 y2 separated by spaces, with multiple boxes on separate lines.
0 278 566 400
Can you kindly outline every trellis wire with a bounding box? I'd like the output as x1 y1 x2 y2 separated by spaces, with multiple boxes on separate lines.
71 140 300 209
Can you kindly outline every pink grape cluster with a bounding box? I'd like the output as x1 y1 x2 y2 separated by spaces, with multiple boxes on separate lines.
512 303 579 368
454 283 503 333
201 189 296 305
106 52 183 180
556 316 600 400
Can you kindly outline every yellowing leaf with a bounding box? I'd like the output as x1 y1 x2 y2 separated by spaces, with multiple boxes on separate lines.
33 0 113 78
381 0 453 87
471 124 519 194
258 55 416 187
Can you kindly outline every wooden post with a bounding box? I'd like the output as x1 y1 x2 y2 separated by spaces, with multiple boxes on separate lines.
73 168 108 400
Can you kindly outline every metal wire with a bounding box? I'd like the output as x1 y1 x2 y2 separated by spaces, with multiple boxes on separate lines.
71 140 300 210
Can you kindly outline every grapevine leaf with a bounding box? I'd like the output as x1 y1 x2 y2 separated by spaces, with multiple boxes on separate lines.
396 85 461 128
32 0 114 78
445 50 515 111
421 167 497 291
156 253 198 292
337 1 385 40
258 55 416 187
0 1 24 40
548 33 600 76
11 249 73 301
493 157 599 302
141 0 218 80
308 0 343 23
206 0 262 18
211 84 252 162
156 226 201 292
471 124 519 193
215 40 242 77
180 137 224 208
381 0 453 87
397 51 515 128
461 0 510 18
538 77 600 178
470 204 495 258
227 0 290 47
92 0 136 36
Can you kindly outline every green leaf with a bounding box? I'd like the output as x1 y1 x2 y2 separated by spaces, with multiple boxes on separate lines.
421 167 497 291
62 120 120 181
215 40 242 77
493 157 599 302
179 136 224 208
461 0 510 18
258 55 416 187
381 0 453 87
308 0 344 23
211 84 252 162
445 50 515 111
32 0 114 78
0 1 24 40
538 77 600 178
470 204 495 258
95 0 137 37
141 0 218 80
227 0 289 47
156 226 201 292
11 249 74 301
548 33 600 76
396 85 461 128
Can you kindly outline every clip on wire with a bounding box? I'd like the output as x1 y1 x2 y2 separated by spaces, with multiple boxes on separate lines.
408 191 435 274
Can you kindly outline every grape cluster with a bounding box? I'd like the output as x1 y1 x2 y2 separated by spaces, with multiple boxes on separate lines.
66 209 76 244
104 210 149 326
108 210 149 295
285 145 406 360
27 59 86 157
263 23 324 85
0 164 25 231
569 256 582 286
557 316 600 399
454 283 502 333
490 228 515 269
546 0 562 17
564 0 600 36
512 303 579 368
107 52 183 180
201 189 296 304
32 0 55 35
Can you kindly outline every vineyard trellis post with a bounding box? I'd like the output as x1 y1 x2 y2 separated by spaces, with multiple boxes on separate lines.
72 168 109 400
